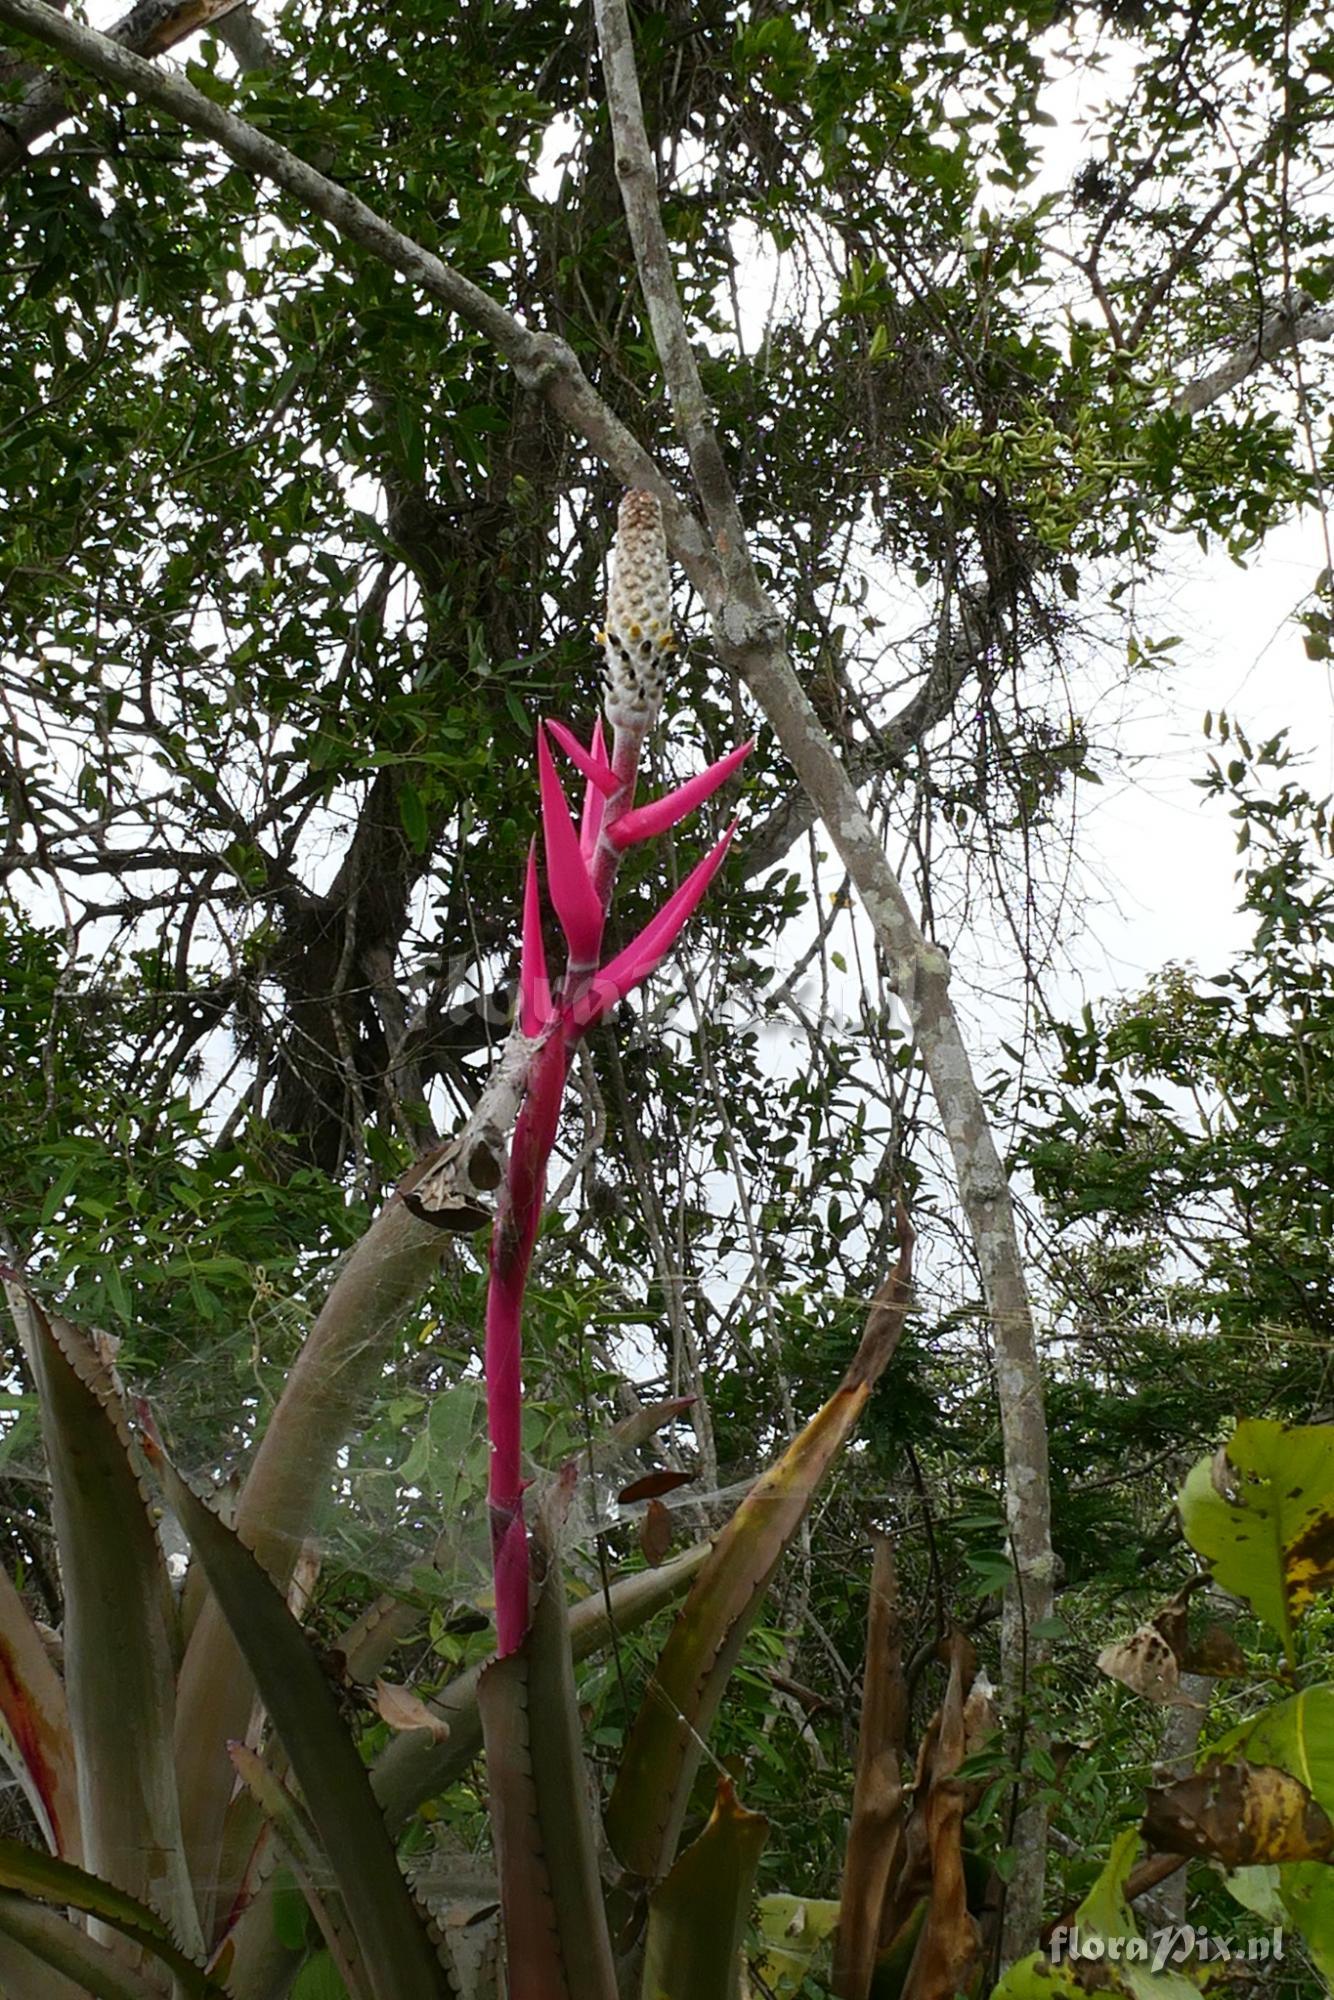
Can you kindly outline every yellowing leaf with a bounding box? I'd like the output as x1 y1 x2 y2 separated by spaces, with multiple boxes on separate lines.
755 1894 840 1995
1180 1420 1334 1660
374 1681 450 1744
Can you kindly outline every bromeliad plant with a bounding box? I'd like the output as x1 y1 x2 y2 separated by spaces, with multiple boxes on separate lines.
480 488 752 1657
0 491 939 2000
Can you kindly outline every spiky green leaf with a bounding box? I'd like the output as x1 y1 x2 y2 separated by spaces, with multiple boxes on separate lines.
145 1437 456 2000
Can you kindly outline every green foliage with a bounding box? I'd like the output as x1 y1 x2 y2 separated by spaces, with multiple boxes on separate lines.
1180 1420 1334 1666
1 0 1334 1987
996 1831 1202 1998
1015 739 1334 1457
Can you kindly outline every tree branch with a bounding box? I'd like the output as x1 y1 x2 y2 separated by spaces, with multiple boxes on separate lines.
1175 287 1334 415
741 586 989 882
0 0 270 175
592 0 1053 1958
592 0 748 569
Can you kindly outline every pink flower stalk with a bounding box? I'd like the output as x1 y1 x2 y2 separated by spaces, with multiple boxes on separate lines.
484 686 751 1652
485 1024 568 1654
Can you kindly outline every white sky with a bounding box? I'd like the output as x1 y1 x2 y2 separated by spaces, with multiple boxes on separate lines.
1029 30 1334 1009
1061 514 1334 1007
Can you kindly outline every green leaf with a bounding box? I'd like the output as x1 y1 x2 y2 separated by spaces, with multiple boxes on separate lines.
398 780 430 853
640 1780 768 2000
1268 1861 1334 1986
273 1867 310 1951
1179 1419 1334 1660
0 1843 226 1995
398 1382 487 1509
2 1288 202 1954
292 1953 354 2000
144 1438 456 2000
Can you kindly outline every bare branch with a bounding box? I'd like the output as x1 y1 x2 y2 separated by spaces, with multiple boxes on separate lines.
0 0 270 175
592 0 1054 1957
593 0 747 565
1176 288 1334 415
742 588 988 881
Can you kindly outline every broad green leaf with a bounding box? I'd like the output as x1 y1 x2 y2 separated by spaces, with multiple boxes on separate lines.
1270 1863 1334 1987
1221 1688 1334 1806
605 1245 911 1883
399 780 430 852
754 1893 840 1995
1223 1863 1285 1925
1179 1420 1334 1660
273 1868 310 1951
0 1841 226 1995
994 1830 1201 1999
292 1952 354 2000
476 1518 617 2000
640 1780 768 2000
2 1287 202 1954
145 1438 456 2000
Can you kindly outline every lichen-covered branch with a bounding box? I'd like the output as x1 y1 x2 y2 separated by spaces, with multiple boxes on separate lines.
592 0 1054 1956
1175 289 1334 415
0 0 271 176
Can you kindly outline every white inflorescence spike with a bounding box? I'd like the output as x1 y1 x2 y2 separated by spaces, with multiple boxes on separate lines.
600 489 675 731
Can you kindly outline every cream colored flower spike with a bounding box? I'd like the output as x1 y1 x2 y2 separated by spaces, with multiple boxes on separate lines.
600 489 675 731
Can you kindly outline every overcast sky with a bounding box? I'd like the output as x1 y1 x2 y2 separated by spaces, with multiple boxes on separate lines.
1061 512 1334 1007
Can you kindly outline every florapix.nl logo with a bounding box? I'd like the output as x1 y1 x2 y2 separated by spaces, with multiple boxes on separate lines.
1049 1925 1284 1974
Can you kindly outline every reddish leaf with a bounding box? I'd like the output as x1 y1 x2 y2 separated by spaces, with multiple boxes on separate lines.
567 825 735 1033
618 1470 696 1505
519 842 553 1036
640 1500 674 1569
537 726 603 966
545 717 619 797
